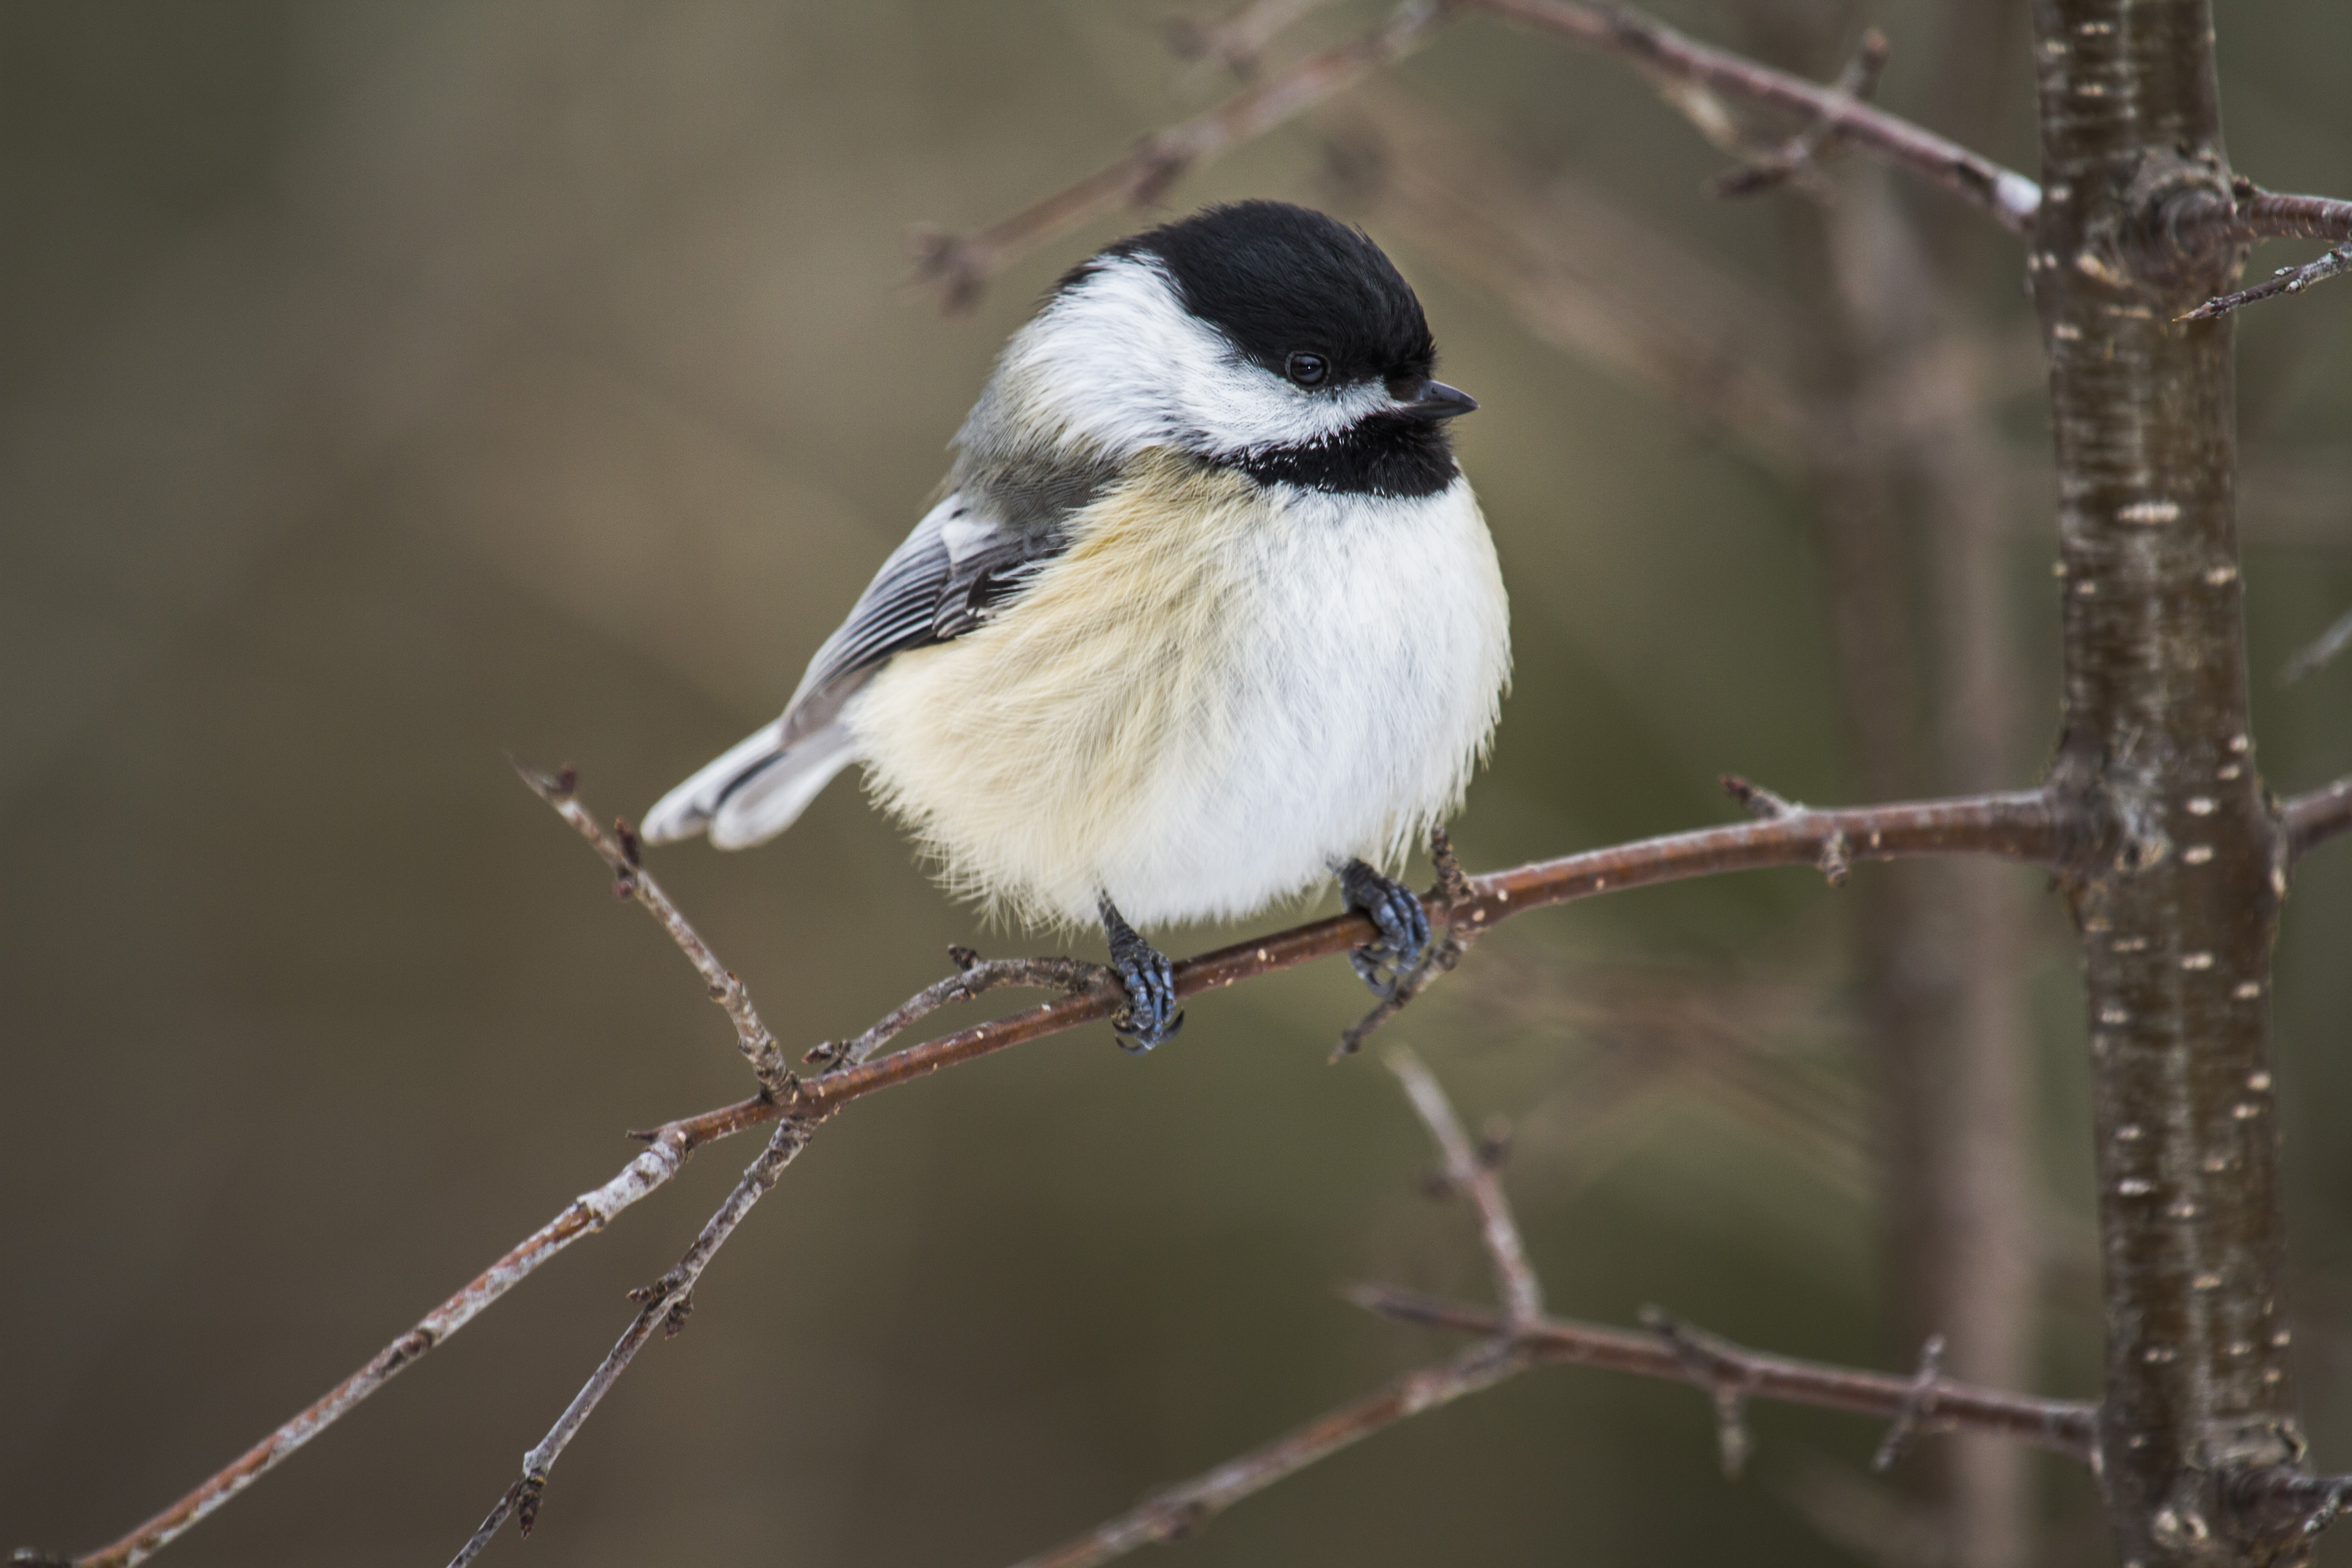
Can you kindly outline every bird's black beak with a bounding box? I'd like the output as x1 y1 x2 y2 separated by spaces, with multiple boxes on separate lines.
1399 380 1479 420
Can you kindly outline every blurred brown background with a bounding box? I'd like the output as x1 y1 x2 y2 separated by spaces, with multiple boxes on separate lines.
5 3 2351 1565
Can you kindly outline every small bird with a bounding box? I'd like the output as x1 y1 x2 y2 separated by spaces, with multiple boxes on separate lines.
642 201 1510 1049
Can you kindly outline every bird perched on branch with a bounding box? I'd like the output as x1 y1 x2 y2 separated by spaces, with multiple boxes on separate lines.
643 201 1509 1049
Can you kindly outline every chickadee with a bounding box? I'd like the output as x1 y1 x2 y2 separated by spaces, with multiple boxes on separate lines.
643 201 1509 1049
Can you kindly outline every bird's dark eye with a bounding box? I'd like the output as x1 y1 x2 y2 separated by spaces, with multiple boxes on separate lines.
1285 351 1329 387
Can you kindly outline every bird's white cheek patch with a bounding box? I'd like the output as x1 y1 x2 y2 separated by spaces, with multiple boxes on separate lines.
986 255 1396 463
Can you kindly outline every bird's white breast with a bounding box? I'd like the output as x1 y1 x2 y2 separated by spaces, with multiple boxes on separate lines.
848 454 1509 929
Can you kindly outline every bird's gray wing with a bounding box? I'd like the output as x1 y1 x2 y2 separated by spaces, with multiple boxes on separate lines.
642 455 1122 847
779 463 1110 743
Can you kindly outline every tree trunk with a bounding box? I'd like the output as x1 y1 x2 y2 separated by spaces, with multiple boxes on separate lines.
2028 3 2305 1563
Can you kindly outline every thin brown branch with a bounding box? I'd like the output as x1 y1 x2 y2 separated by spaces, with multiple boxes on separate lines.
1466 0 2042 232
757 788 2062 1121
1010 1049 1543 1568
37 780 2060 1568
1705 26 1890 200
812 952 1115 1068
1643 1306 1757 1477
1009 1341 1535 1568
2286 776 2352 861
1349 1287 2101 1460
2171 186 2352 321
918 0 2044 309
1165 0 1335 82
1871 1333 1948 1472
48 1122 709 1568
2234 189 2352 245
2181 241 2352 322
1337 86 2043 480
510 758 794 1097
910 0 1456 309
445 1115 818 1568
1388 1050 1543 1325
1334 84 1819 467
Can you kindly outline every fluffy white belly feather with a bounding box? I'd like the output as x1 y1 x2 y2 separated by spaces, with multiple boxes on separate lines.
848 452 1509 929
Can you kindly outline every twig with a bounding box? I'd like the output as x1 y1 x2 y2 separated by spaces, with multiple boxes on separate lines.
2176 185 2352 321
1333 85 1819 466
1720 773 1790 818
2228 1468 2352 1542
911 0 1456 309
1349 1287 2100 1460
1871 1334 1947 1472
2279 604 2352 686
511 758 794 1097
1642 1307 1755 1477
1719 775 1850 884
1389 1050 1543 1325
1006 1340 1536 1568
34 781 2062 1568
1705 27 1890 200
1011 1051 1544 1568
917 0 2048 308
2286 776 2352 861
39 1125 707 1568
446 1115 818 1567
1467 0 2041 232
2181 241 2352 323
809 953 1115 1068
1165 0 1335 82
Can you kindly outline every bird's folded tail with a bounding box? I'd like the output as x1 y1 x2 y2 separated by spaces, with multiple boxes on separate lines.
640 719 861 849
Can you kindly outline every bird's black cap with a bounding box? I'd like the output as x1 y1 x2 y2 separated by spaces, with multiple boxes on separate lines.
1083 201 1438 388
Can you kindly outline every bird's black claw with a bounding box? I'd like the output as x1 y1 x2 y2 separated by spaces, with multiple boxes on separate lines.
1339 858 1432 1002
1101 898 1183 1052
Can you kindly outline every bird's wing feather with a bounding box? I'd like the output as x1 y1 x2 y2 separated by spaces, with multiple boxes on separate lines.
779 485 1076 743
641 463 1110 848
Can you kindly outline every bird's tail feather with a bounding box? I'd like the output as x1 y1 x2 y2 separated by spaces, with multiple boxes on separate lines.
640 720 860 849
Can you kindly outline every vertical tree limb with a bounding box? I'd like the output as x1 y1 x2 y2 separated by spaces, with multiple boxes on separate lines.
2029 3 2307 1561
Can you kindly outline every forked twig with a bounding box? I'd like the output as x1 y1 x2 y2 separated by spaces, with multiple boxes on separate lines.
446 1115 819 1567
1350 1289 2100 1460
915 0 2046 309
1468 0 2039 231
1705 27 1891 200
1872 1334 1949 1472
1389 1049 1542 1325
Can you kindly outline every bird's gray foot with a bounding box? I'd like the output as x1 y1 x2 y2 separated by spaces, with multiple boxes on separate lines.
1100 897 1182 1052
1339 858 1431 1001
